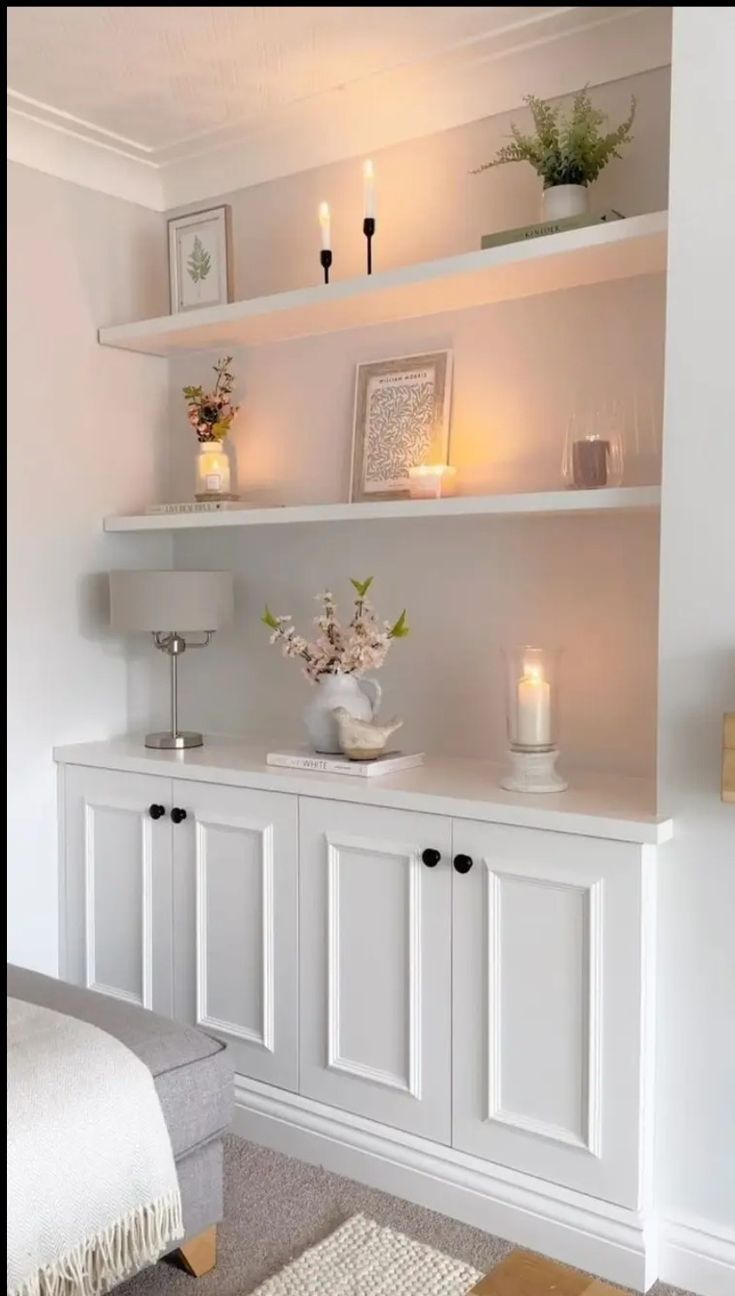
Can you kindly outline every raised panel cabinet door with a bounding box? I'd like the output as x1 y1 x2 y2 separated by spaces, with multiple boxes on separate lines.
451 819 653 1207
299 798 452 1143
61 765 174 1016
172 780 298 1091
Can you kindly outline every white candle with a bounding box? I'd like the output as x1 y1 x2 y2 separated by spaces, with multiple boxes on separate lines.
408 465 456 499
318 201 331 250
516 665 552 747
363 160 375 219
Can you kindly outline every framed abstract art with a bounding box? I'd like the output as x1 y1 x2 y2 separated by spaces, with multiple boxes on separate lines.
349 351 453 501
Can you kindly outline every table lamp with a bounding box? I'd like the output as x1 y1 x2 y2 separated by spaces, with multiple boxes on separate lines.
109 570 234 750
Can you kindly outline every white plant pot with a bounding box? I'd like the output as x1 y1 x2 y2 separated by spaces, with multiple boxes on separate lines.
303 673 382 754
541 184 589 221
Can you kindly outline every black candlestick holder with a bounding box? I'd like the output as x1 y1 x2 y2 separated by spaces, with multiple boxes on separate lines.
320 249 333 284
363 217 375 275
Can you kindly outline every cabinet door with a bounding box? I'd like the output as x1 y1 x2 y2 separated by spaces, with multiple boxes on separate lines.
452 819 650 1207
62 765 174 1016
172 780 298 1090
300 798 452 1142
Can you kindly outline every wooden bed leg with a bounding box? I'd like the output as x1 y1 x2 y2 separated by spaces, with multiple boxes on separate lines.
177 1226 217 1277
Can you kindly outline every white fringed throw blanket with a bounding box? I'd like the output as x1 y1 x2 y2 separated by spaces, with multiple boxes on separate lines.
7 998 183 1296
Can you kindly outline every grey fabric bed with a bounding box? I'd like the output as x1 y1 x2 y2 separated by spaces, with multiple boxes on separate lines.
7 964 234 1256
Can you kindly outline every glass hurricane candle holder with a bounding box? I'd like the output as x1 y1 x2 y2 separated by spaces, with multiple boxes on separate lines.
500 646 567 793
562 401 625 490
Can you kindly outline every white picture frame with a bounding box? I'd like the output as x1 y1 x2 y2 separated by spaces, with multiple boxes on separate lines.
168 205 233 314
349 350 453 502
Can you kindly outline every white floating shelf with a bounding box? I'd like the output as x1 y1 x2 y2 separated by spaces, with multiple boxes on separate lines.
104 486 661 532
98 212 667 357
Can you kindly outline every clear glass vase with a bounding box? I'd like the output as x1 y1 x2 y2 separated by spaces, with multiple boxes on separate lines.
195 440 231 499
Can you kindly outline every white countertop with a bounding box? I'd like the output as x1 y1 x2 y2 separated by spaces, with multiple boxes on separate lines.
53 736 673 845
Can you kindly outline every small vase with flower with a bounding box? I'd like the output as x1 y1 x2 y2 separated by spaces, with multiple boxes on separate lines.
182 356 239 500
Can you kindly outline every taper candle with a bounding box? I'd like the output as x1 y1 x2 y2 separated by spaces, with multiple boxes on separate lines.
318 201 331 250
363 160 375 218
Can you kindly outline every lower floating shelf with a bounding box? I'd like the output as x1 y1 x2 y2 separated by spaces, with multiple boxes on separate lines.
104 486 661 532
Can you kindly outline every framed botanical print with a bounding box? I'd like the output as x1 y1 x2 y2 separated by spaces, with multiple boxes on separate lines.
168 205 233 313
349 351 453 501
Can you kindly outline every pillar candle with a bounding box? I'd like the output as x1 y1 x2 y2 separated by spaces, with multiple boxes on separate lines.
516 667 552 747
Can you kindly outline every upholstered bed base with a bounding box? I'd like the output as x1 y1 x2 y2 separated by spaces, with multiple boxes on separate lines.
7 964 233 1277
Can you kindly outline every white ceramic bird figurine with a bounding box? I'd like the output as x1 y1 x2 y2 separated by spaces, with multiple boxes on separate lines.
332 707 404 760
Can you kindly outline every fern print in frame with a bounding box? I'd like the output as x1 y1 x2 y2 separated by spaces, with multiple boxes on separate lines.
168 205 233 313
187 235 212 284
350 351 453 502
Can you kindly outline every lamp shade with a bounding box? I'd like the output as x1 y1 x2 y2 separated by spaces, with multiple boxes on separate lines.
109 570 234 634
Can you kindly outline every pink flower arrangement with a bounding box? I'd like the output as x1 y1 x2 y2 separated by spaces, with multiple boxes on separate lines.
262 578 409 683
182 357 238 443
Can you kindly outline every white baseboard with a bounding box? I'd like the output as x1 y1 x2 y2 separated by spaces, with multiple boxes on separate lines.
233 1075 657 1291
658 1217 735 1296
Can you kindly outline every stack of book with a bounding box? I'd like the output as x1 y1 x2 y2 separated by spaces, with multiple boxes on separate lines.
145 500 261 515
266 749 425 779
480 209 624 251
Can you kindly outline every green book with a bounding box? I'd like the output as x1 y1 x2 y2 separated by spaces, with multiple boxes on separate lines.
481 210 624 251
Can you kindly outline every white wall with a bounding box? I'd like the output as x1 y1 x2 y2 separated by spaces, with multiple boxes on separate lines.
170 272 665 776
167 66 671 298
165 68 670 780
7 163 171 975
656 3 735 1274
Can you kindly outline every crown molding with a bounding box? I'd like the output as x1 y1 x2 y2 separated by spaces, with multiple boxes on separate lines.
7 104 165 210
7 6 670 214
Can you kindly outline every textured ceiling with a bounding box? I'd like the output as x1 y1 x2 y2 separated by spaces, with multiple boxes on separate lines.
7 6 548 153
6 6 672 209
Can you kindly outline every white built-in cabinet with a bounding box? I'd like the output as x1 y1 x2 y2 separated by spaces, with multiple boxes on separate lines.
60 756 657 1213
299 798 452 1143
63 766 298 1089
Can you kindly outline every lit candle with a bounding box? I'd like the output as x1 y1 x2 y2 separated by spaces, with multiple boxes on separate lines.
408 465 456 499
318 201 331 251
363 160 375 219
516 663 552 747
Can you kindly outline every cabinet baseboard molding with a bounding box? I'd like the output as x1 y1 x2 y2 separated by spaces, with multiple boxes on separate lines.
233 1075 657 1291
657 1217 735 1296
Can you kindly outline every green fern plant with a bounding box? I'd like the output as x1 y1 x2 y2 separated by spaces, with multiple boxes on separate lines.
472 88 636 188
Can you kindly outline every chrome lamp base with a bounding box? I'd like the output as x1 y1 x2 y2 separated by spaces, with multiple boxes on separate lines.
500 748 568 794
145 730 203 750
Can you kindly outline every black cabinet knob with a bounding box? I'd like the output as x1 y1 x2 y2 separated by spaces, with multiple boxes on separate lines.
453 854 473 875
421 848 441 868
171 807 187 824
149 804 166 820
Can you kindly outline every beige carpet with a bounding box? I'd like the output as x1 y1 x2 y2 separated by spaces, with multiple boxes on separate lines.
118 1135 692 1296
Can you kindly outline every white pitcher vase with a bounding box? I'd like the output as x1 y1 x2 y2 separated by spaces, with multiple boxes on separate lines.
303 673 382 754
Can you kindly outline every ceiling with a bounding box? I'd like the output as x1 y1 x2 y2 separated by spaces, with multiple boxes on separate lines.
7 6 671 210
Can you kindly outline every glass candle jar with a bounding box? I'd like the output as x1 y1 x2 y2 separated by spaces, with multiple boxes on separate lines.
562 402 625 489
195 440 231 499
504 646 561 752
408 465 457 499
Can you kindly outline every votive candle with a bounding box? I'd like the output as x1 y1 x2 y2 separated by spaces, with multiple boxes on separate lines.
408 465 456 499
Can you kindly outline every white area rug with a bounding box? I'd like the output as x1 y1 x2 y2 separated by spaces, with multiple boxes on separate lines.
248 1213 483 1295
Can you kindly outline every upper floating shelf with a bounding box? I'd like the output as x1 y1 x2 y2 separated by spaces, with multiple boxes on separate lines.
104 487 660 532
98 212 668 358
